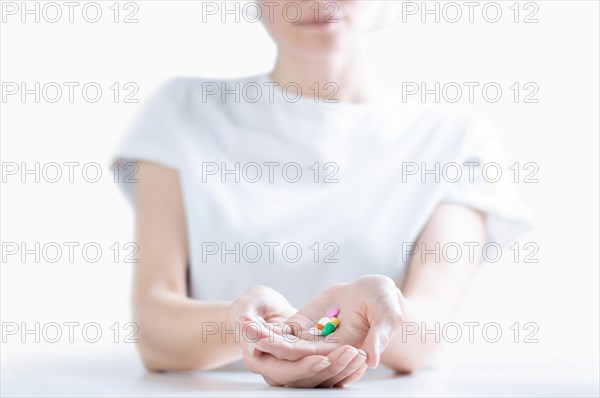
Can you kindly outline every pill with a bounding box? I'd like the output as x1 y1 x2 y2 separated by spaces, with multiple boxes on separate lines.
326 307 340 317
329 317 340 327
321 322 337 336
317 317 330 328
309 327 322 336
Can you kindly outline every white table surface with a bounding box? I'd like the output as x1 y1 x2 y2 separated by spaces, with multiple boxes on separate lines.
2 346 598 397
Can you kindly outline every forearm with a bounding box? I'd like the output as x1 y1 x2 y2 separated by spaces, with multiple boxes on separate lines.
382 205 485 372
134 290 241 371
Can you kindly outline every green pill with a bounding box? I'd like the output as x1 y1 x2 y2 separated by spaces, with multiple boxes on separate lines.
321 322 336 336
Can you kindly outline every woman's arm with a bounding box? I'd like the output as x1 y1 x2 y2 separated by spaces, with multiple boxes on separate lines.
132 161 241 371
381 203 486 372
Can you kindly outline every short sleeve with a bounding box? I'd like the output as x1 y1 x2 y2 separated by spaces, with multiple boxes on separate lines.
441 115 535 247
112 80 181 206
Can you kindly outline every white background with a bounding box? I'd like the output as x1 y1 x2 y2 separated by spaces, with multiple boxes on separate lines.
1 0 599 395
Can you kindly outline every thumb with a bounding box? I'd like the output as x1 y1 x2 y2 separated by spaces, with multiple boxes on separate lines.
362 323 393 368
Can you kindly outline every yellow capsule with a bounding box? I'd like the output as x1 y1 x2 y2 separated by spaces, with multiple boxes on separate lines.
329 317 340 328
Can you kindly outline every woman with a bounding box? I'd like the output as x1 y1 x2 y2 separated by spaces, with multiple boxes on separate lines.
115 0 532 388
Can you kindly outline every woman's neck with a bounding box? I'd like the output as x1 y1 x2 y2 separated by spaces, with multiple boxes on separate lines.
269 47 376 103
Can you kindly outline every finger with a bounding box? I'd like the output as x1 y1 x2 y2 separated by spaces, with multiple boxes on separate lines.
268 323 287 336
363 288 405 368
255 334 316 361
252 353 332 387
334 362 368 388
287 345 358 388
255 335 340 361
236 301 284 333
362 324 392 368
238 320 271 356
237 312 265 328
284 312 314 336
319 349 367 388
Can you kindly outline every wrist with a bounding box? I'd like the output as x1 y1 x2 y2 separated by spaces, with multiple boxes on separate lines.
226 297 245 331
396 286 409 315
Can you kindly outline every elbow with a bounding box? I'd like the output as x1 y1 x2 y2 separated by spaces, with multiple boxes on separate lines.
140 357 166 373
136 342 170 372
137 349 211 372
386 357 429 374
391 361 420 375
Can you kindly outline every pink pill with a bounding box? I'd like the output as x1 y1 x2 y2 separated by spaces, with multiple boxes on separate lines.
326 307 340 317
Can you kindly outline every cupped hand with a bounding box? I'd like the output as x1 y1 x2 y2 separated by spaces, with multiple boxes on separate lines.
228 285 368 387
227 285 296 346
257 275 405 368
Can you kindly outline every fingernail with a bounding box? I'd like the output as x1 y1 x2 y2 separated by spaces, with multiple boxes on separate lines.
311 359 331 372
357 349 367 357
339 348 357 363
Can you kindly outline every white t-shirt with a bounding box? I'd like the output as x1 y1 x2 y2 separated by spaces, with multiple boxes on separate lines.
115 74 534 307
